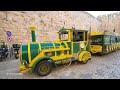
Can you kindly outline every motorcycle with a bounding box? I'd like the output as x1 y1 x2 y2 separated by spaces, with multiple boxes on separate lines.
0 46 8 62
12 44 20 59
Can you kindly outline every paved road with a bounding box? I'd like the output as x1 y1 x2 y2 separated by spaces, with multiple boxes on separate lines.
0 50 120 79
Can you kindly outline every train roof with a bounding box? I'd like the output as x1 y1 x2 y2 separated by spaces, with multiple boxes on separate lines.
91 31 119 36
59 27 88 32
91 32 104 36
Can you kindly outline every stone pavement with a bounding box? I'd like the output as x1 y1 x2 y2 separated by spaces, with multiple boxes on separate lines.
0 50 120 79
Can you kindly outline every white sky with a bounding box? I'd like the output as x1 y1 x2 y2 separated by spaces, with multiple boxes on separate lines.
86 11 120 17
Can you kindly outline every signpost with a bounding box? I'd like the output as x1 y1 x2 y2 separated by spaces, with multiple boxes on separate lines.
6 31 12 57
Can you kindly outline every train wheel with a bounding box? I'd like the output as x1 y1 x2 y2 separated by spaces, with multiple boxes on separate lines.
117 44 118 49
115 44 116 50
114 44 115 50
113 45 114 51
108 46 110 52
35 60 52 76
110 46 112 51
110 45 111 51
110 45 112 51
109 45 111 52
82 60 88 64
99 52 104 56
106 45 109 53
78 51 91 64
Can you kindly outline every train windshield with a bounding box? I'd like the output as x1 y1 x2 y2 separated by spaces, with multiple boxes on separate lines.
59 31 68 41
90 36 102 45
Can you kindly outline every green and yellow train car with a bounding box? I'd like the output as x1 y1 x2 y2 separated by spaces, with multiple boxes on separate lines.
18 26 91 76
90 31 120 55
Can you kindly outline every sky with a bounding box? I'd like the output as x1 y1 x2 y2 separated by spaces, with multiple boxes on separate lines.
86 11 120 17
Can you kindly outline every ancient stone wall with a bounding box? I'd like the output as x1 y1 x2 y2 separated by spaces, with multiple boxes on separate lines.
97 12 120 35
0 11 101 45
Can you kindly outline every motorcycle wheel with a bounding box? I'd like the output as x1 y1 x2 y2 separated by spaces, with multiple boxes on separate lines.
6 53 8 58
0 56 2 62
15 54 18 59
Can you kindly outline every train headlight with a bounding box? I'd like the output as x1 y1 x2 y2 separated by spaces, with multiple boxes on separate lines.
22 61 28 66
80 42 85 48
22 60 29 68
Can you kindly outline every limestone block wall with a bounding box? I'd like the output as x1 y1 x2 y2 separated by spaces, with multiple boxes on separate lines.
0 11 101 45
97 12 120 35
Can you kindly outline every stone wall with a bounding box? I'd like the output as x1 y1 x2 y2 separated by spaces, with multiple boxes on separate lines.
0 11 101 45
97 12 120 35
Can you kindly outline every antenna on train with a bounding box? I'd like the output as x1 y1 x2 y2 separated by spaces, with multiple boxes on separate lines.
88 26 91 52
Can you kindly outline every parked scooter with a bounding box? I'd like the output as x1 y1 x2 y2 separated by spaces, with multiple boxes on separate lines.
0 41 9 62
12 44 21 59
0 46 8 62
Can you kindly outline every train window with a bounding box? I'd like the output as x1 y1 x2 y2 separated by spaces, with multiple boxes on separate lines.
60 31 68 41
78 32 84 41
104 36 110 45
117 37 119 43
118 37 120 42
73 31 84 42
111 36 115 43
90 36 102 45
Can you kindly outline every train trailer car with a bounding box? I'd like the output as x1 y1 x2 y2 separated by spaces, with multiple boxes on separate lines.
90 31 120 55
18 26 91 76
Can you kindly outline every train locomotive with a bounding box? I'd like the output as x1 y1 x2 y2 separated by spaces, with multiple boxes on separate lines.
19 26 91 76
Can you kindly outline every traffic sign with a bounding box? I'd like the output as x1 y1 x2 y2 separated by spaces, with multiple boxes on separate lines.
6 31 12 37
7 36 12 42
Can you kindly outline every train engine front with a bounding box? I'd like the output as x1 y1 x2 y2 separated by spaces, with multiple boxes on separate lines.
19 26 72 76
19 26 91 76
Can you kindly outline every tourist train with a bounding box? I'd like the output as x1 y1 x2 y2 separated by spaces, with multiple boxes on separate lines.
18 26 120 76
